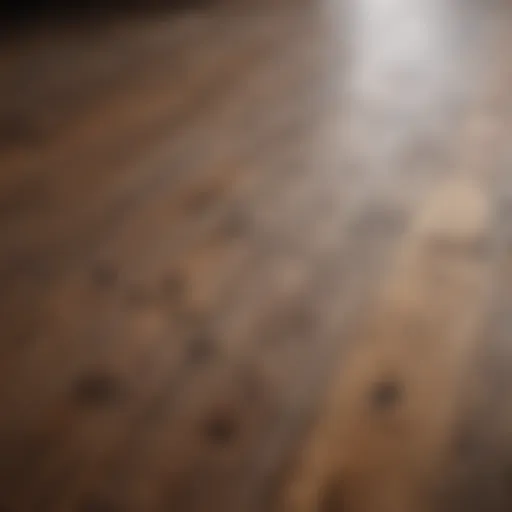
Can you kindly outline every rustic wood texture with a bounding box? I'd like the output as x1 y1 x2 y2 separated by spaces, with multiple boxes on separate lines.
1 0 512 511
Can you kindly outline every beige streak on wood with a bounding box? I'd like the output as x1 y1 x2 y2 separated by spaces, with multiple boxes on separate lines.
281 174 493 512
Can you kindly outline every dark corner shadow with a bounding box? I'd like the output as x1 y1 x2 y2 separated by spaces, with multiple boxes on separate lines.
0 0 213 36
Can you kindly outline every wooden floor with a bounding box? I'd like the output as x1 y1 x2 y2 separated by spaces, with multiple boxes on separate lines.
2 0 512 510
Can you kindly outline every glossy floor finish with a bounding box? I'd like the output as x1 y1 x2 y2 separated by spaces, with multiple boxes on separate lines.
2 0 512 510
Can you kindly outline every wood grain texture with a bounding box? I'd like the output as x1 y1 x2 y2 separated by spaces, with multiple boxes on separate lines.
1 0 512 511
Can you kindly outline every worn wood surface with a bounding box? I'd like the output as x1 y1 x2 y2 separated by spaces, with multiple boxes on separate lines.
2 0 512 510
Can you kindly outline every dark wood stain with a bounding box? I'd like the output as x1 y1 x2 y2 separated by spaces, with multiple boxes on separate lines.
319 479 346 512
370 379 403 410
203 408 237 444
73 371 124 407
221 210 252 238
186 334 217 365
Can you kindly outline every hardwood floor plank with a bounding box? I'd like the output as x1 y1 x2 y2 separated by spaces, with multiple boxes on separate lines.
2 1 512 511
